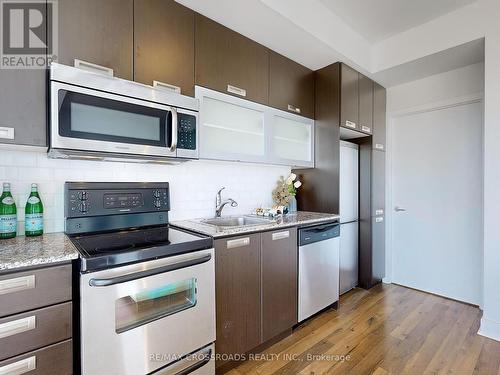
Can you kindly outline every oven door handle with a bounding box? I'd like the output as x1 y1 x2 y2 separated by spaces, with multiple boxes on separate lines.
88 253 211 287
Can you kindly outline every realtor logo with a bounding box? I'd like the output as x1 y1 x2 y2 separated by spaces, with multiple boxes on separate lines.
1 0 57 69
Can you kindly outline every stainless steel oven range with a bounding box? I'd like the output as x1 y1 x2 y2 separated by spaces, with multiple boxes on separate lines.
65 182 215 375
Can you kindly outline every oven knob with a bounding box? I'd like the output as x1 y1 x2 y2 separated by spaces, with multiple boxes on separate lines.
154 199 161 208
79 202 88 213
153 190 161 198
78 191 88 201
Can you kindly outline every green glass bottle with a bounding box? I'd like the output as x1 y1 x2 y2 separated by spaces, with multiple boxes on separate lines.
25 184 43 237
0 182 17 239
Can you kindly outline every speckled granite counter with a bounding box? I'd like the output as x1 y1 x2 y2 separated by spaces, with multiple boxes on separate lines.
0 233 79 272
172 211 340 238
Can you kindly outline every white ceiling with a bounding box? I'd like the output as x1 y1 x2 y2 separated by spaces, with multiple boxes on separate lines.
319 0 477 43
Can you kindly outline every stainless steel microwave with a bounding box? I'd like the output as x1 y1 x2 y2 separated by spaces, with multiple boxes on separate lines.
48 63 198 162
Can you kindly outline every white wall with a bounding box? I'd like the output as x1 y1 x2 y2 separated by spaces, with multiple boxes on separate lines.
385 63 485 305
0 149 290 235
479 0 500 342
387 62 484 112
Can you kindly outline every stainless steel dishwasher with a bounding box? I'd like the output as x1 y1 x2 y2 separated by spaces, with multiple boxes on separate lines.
298 222 340 322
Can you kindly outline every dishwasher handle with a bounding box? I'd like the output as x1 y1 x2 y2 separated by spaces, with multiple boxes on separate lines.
299 223 340 246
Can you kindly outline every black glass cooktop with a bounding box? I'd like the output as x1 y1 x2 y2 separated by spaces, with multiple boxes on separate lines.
70 225 212 272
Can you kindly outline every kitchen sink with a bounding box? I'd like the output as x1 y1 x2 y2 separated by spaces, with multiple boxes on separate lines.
201 216 274 227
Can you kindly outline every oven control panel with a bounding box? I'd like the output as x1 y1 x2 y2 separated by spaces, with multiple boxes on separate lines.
65 182 170 218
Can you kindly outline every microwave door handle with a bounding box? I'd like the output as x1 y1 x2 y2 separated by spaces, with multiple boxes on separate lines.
88 253 211 287
169 107 178 152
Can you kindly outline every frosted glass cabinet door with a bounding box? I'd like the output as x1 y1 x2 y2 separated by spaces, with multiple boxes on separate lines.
198 87 266 162
270 113 314 168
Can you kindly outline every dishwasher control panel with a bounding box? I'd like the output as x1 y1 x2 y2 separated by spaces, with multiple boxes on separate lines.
299 222 340 246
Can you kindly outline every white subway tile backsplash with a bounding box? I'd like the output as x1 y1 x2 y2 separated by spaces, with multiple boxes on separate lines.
1 149 290 234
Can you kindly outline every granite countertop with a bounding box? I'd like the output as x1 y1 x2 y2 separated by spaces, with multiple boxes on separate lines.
172 211 340 238
0 233 79 272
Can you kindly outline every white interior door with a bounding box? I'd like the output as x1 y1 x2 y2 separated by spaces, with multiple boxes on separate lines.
392 102 483 305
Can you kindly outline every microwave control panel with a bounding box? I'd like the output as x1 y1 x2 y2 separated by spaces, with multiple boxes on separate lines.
177 113 196 150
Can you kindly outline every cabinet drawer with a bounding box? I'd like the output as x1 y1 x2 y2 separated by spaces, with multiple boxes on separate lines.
0 303 72 361
0 339 72 375
0 264 72 318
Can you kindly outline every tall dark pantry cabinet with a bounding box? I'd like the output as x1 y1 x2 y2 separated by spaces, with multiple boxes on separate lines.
296 63 387 289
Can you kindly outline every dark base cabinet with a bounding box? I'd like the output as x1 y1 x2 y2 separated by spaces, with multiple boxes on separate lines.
215 228 298 369
0 340 72 375
215 234 261 360
261 229 298 341
0 263 73 374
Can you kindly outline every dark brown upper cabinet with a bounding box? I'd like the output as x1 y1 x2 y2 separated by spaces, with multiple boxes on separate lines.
195 14 269 105
358 74 373 134
269 51 314 118
340 63 359 131
0 70 46 146
57 0 133 79
373 82 387 151
134 0 195 96
261 228 298 341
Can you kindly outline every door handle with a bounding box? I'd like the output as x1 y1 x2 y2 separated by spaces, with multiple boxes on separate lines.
395 206 406 212
169 107 178 152
89 254 211 287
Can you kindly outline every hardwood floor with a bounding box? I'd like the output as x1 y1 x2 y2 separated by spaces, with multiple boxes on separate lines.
227 284 500 375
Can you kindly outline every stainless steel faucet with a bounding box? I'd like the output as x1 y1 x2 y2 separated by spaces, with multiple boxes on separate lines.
215 187 238 217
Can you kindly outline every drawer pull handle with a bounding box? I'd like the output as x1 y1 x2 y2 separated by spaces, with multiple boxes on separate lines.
0 316 36 339
345 120 356 129
0 127 14 140
287 104 301 114
362 125 371 133
272 231 290 241
153 80 181 94
226 84 247 97
375 143 385 150
0 356 36 375
227 237 250 249
0 275 35 296
74 59 114 77
375 209 384 216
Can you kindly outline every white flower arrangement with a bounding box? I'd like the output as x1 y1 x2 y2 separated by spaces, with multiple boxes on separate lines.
272 173 302 206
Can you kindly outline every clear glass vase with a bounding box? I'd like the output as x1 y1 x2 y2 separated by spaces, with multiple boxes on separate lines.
288 196 297 213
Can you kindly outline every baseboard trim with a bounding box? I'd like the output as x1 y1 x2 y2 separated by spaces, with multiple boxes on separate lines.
479 317 500 342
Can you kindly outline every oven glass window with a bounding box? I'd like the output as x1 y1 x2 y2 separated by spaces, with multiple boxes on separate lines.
58 90 172 147
115 278 197 333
